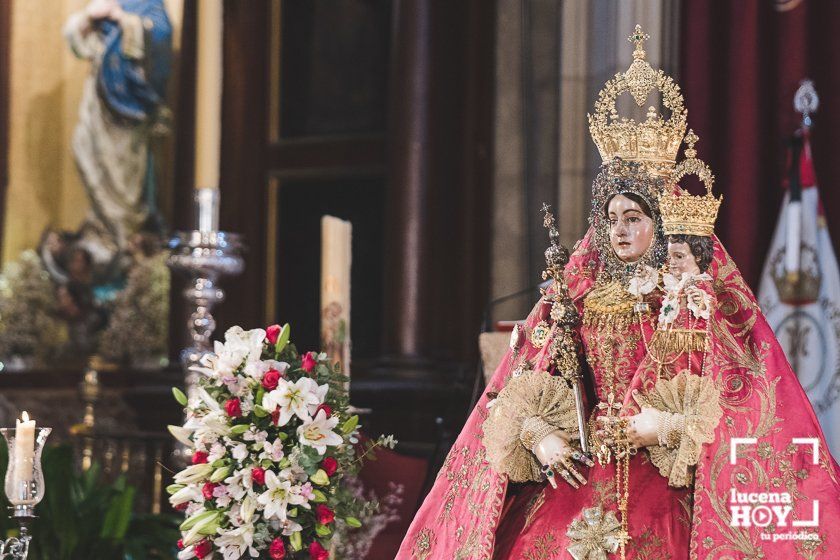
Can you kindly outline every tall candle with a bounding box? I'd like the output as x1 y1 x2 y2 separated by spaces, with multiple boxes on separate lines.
194 0 223 190
14 411 35 485
196 187 220 233
320 216 352 379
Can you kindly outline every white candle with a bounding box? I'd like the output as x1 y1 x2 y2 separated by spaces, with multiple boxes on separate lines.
194 0 223 190
320 216 352 379
196 187 220 233
14 411 35 486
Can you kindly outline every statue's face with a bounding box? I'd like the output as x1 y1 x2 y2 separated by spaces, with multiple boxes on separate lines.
668 241 701 277
607 194 655 263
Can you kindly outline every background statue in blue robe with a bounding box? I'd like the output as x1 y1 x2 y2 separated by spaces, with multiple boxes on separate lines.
57 0 173 289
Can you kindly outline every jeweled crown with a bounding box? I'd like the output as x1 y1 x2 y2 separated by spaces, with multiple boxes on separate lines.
588 25 687 178
658 131 722 237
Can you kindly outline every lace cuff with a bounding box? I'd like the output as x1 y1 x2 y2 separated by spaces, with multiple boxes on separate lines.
633 370 723 487
483 371 578 482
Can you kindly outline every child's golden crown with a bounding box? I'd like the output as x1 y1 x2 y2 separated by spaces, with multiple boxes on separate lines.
658 131 722 237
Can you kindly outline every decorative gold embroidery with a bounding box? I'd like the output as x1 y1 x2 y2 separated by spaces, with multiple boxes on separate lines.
523 532 560 560
794 532 826 560
677 494 693 528
523 488 547 532
411 527 436 560
627 527 672 559
454 530 481 560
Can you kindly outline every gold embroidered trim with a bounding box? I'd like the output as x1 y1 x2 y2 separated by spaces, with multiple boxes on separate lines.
411 527 436 560
634 370 723 487
482 371 578 482
649 328 706 358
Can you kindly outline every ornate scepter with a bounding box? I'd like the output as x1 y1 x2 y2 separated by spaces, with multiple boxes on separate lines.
539 204 590 454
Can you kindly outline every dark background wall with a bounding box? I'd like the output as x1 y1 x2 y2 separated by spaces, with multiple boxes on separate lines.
212 0 496 454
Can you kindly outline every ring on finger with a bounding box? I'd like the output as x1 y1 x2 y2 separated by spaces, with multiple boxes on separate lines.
558 469 580 489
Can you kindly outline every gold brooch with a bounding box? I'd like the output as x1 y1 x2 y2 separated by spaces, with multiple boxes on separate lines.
530 321 551 348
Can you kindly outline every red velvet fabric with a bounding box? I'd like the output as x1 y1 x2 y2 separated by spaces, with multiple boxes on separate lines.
680 0 840 287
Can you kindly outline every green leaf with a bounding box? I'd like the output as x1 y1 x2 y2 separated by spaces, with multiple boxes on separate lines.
345 516 363 528
341 415 359 434
253 405 269 418
172 387 188 406
289 530 302 551
229 424 249 435
274 323 291 354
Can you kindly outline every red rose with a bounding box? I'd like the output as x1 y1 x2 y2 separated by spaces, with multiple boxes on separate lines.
251 466 266 486
321 456 338 477
301 352 317 373
315 504 335 525
174 502 188 511
262 369 281 390
224 398 242 418
266 324 282 345
309 541 329 560
192 450 209 464
271 406 281 426
177 539 184 549
194 539 212 558
315 404 332 418
202 482 217 501
269 537 286 559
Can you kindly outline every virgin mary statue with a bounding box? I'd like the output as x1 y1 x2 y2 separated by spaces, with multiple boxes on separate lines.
62 0 172 276
396 26 840 560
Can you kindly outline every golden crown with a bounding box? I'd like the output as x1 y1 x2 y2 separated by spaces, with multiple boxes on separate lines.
658 131 722 237
588 25 687 177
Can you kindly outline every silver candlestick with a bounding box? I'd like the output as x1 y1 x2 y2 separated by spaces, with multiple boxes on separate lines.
167 230 245 394
0 426 51 560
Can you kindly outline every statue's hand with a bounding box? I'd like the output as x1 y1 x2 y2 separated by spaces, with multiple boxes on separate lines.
685 286 707 310
532 430 593 489
625 407 662 448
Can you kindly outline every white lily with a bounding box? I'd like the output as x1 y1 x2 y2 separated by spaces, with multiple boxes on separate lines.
297 409 344 455
168 425 195 447
215 524 257 560
169 485 203 507
191 327 266 380
224 467 254 501
240 495 257 524
260 438 285 462
243 359 289 382
177 545 196 560
262 377 326 426
174 464 214 485
278 518 303 536
256 470 309 522
186 411 231 443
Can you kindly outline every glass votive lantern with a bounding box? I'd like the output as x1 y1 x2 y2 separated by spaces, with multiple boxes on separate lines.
1 426 51 518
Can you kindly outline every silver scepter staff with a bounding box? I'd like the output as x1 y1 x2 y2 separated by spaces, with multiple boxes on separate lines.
540 204 590 454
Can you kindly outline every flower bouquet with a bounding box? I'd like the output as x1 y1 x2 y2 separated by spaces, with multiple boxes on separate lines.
168 324 394 559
